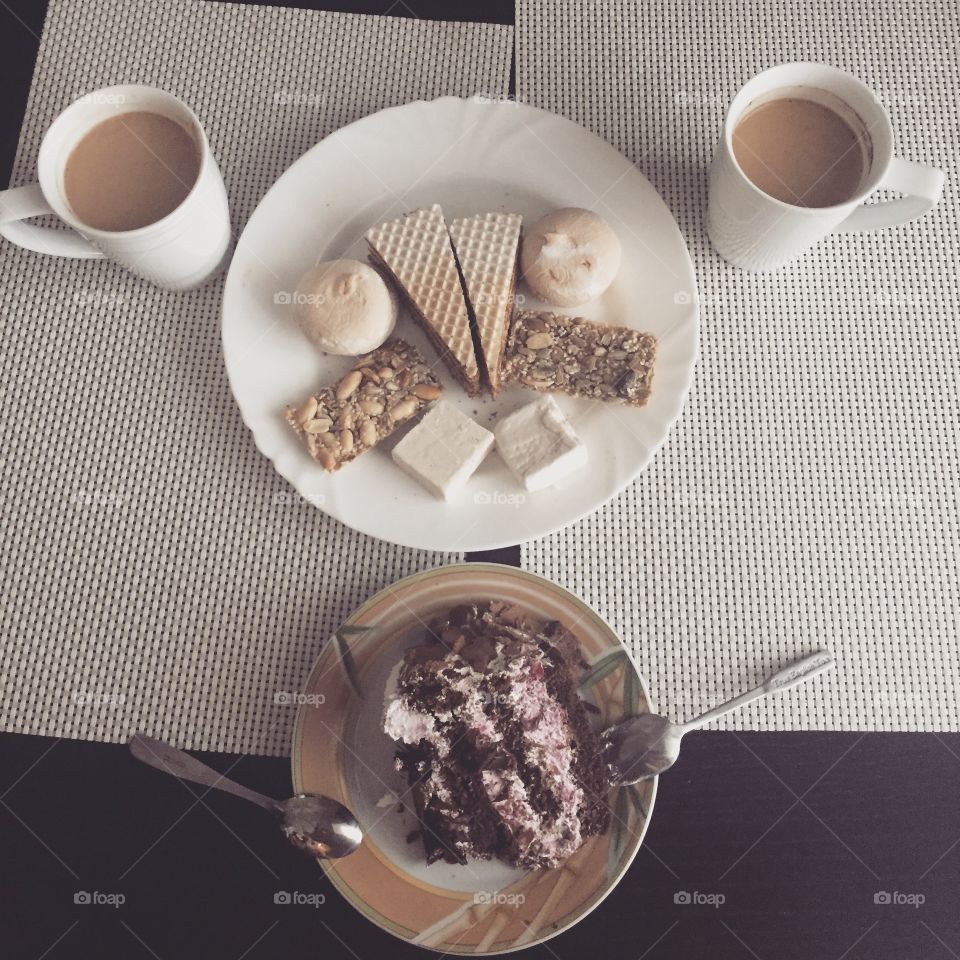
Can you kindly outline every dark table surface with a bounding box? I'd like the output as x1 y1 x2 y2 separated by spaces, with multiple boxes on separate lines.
1 2 959 959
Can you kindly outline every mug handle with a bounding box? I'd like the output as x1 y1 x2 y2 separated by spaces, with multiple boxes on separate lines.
835 158 944 232
0 183 104 258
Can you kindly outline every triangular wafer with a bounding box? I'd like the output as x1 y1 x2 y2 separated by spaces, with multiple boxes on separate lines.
448 212 522 397
366 204 481 395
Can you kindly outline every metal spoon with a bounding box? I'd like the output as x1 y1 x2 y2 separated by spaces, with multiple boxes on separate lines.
128 735 362 859
602 649 835 784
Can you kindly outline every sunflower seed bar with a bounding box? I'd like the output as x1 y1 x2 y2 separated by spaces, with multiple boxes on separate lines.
286 339 443 472
503 311 657 406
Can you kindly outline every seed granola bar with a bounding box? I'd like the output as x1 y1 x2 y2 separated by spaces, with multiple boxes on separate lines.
286 339 443 472
503 310 657 406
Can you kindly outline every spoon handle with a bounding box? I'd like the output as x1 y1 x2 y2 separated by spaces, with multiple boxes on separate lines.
677 649 835 733
129 735 279 813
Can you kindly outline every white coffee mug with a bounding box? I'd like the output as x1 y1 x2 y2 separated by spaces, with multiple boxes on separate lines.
707 63 944 271
0 85 231 290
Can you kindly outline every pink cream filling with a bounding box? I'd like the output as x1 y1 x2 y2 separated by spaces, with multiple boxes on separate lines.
482 665 584 862
384 646 585 864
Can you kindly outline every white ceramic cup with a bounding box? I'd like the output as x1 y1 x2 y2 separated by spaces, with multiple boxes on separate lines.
707 63 945 272
0 85 231 290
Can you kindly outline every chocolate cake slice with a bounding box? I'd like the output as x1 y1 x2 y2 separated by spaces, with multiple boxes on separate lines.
382 601 610 869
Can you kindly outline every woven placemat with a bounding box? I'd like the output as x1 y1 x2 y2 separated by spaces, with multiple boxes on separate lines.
516 0 959 730
0 0 512 755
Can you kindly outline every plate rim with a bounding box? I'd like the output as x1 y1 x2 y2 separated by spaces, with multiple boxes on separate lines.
290 561 659 953
221 95 700 551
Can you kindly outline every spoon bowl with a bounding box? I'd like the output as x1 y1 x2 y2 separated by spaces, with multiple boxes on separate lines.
602 712 683 784
601 649 834 785
129 735 362 859
280 792 363 859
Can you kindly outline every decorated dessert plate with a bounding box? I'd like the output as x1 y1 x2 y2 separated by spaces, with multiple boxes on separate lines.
292 563 656 954
222 96 698 551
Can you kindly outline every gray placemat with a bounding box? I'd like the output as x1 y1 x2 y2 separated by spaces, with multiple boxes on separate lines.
0 0 512 755
516 0 959 730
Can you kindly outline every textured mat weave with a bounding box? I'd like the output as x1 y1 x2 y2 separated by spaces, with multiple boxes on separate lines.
0 0 512 754
516 0 959 730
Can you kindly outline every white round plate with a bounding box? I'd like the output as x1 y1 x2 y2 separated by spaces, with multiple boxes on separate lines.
222 97 698 551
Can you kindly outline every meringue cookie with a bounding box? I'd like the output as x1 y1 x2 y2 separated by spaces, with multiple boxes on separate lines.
520 208 622 307
292 259 397 356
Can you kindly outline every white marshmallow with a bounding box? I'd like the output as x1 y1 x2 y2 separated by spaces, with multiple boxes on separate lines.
392 401 494 500
495 395 587 491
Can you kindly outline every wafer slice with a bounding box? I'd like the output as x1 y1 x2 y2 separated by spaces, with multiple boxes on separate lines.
448 212 522 397
366 204 481 396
